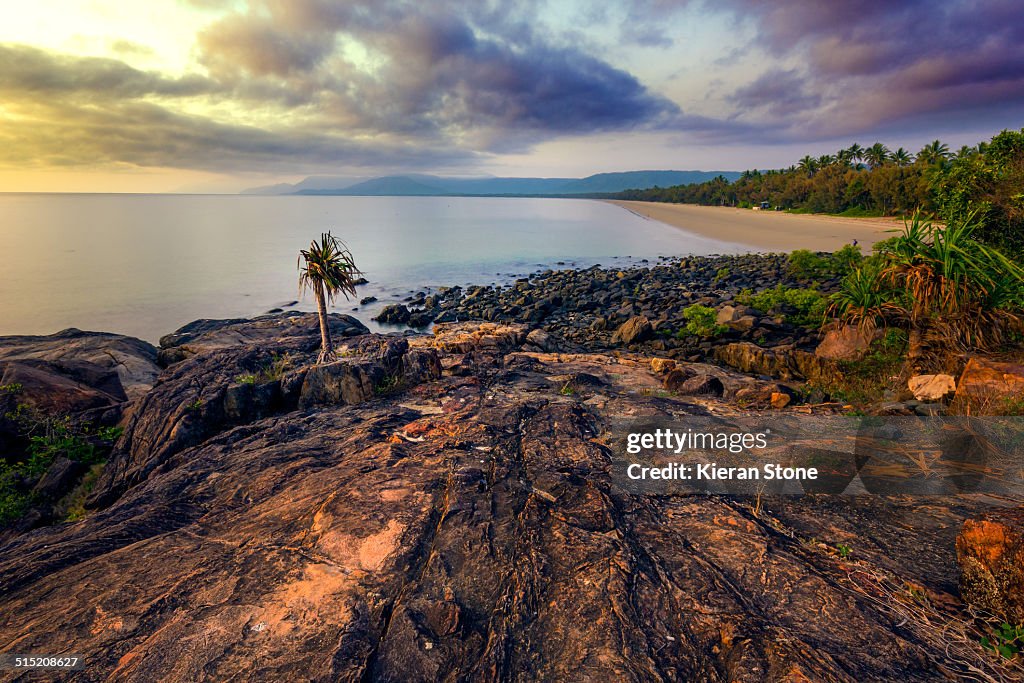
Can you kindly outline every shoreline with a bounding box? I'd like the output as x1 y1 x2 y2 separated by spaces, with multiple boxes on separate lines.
606 200 901 252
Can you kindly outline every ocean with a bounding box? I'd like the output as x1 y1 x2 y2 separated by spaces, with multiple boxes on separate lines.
0 194 746 343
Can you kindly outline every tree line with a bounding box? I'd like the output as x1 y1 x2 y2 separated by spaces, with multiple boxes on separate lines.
614 128 1024 253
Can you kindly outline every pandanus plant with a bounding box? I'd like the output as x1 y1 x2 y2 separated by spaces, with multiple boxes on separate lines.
828 210 1024 366
298 232 363 363
878 211 1024 362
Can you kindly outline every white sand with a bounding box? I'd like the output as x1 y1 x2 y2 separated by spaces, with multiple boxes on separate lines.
607 200 902 252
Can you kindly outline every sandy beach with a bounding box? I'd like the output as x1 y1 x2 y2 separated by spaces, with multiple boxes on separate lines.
608 200 902 252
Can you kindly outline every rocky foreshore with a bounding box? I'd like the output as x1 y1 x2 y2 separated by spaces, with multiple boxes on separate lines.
1 310 1023 681
375 254 834 357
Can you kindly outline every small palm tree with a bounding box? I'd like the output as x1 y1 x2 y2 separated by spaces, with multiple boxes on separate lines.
298 232 363 363
826 259 901 334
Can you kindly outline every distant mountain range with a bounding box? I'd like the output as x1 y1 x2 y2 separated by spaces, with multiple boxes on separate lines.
241 170 741 196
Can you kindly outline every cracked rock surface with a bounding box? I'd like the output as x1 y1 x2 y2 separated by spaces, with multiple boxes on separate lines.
0 319 1018 682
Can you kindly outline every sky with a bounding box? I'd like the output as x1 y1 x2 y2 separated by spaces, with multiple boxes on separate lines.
0 0 1022 192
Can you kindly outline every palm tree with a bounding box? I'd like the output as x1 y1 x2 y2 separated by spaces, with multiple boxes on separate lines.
917 139 950 165
817 154 836 168
955 144 976 160
847 143 864 165
891 147 913 167
298 232 363 363
864 142 890 169
798 155 818 176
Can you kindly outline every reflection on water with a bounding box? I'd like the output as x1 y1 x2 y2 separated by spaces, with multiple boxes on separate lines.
0 194 746 342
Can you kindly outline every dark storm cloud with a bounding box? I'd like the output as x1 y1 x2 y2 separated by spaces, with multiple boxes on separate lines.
195 0 680 144
669 0 1024 141
729 69 821 118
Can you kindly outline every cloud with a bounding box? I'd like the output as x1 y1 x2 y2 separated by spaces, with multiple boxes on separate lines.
0 1 682 174
684 0 1024 141
194 1 680 147
0 44 476 173
729 69 821 118
0 44 212 98
0 97 478 173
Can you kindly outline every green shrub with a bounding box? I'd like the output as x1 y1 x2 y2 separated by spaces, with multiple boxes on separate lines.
830 244 865 276
789 246 864 280
787 249 827 278
737 285 827 328
0 409 122 527
682 305 727 338
980 622 1024 660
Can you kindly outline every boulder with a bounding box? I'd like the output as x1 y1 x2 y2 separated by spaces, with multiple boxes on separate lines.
714 342 841 385
611 316 653 345
907 374 956 402
407 311 435 328
650 358 676 375
662 367 695 392
374 304 412 325
732 384 791 409
298 360 379 409
676 374 725 397
430 323 527 354
158 313 368 365
730 315 757 332
955 358 1024 403
525 328 552 351
815 325 875 362
0 361 123 418
716 305 741 324
0 328 159 402
957 507 1024 623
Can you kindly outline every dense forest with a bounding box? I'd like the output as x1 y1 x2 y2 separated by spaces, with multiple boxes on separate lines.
614 128 1024 253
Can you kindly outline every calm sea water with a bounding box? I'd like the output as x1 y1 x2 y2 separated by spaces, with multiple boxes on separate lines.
0 194 746 343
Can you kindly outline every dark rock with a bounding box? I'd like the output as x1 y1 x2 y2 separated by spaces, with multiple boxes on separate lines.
677 374 725 397
32 457 86 500
158 312 368 364
407 311 435 328
360 296 378 305
662 367 695 391
0 328 160 403
374 304 412 325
